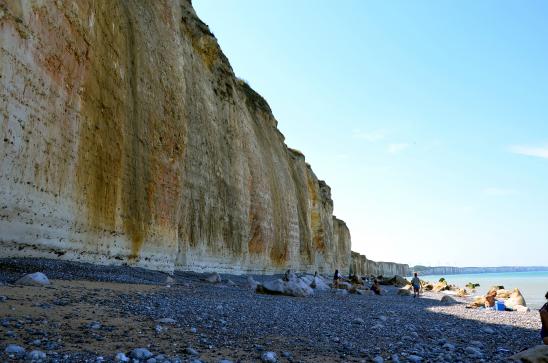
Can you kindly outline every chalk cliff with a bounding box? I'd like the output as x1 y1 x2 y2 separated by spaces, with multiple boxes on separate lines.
350 252 409 277
0 0 407 277
0 0 359 274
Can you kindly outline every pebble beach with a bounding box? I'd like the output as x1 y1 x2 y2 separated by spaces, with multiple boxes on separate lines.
0 259 543 362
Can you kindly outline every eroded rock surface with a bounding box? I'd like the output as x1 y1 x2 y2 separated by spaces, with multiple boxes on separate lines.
0 0 357 274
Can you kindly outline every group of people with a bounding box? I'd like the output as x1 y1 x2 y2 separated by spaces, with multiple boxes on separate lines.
332 269 382 295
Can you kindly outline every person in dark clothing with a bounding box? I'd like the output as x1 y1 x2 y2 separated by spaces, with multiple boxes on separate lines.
371 279 381 295
540 291 548 345
333 269 341 288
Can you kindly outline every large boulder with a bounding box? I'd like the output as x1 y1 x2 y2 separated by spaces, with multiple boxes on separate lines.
15 272 50 286
391 275 410 287
245 276 259 289
204 272 222 283
432 280 449 292
467 295 486 308
397 288 412 296
308 276 330 291
256 278 313 297
509 344 548 362
505 288 526 309
496 289 512 299
441 295 457 304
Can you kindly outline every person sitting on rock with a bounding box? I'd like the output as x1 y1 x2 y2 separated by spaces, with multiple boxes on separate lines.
485 290 497 309
540 291 548 345
333 269 341 288
371 279 381 295
411 272 421 298
283 269 290 282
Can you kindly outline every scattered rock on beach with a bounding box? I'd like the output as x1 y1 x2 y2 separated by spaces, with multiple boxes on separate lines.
115 352 129 362
205 273 222 284
245 276 259 289
261 351 277 362
509 345 548 362
5 344 26 356
440 295 456 304
505 288 526 309
156 318 177 324
257 278 313 297
397 287 411 296
130 348 153 360
27 350 46 360
513 305 530 313
15 272 50 286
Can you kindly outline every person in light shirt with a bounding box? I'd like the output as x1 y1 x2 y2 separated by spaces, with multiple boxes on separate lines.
411 272 421 298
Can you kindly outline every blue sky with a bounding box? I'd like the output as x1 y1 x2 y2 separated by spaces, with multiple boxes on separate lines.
194 0 548 267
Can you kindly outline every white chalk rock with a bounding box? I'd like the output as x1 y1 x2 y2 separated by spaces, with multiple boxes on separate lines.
15 272 50 286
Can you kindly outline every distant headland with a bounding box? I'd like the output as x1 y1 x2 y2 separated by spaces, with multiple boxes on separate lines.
412 265 548 275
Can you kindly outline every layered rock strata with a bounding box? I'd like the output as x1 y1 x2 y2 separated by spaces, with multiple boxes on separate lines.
0 0 357 274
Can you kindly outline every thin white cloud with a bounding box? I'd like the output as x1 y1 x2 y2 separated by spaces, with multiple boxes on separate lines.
388 143 409 154
509 145 548 159
352 129 387 142
483 187 517 196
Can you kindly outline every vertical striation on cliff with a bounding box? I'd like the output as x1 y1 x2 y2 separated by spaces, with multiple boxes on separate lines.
0 0 357 274
0 0 407 276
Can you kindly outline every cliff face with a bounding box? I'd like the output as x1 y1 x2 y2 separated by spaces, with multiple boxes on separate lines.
0 0 352 274
351 252 409 277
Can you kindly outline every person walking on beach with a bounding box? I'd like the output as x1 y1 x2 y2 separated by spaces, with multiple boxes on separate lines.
411 272 421 298
540 291 548 345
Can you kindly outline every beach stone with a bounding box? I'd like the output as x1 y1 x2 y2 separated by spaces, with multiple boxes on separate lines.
27 350 46 360
505 288 526 309
397 288 411 296
470 341 484 348
482 327 495 334
15 272 50 286
440 295 456 304
391 353 400 363
509 345 548 362
156 318 176 324
0 295 7 302
513 304 530 312
353 318 365 325
261 351 277 362
465 346 483 358
372 355 384 363
246 276 260 289
372 323 384 329
130 348 153 360
185 347 199 356
115 352 129 362
5 344 26 356
442 343 455 351
205 273 222 283
407 355 423 362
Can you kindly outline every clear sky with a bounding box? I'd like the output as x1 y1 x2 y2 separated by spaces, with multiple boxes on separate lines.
193 0 548 267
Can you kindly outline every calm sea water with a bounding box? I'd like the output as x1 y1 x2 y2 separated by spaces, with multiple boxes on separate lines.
413 271 548 309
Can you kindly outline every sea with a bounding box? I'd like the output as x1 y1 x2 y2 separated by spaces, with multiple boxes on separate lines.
413 271 548 309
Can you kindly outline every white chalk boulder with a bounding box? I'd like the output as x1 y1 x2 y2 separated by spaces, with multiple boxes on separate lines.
15 272 50 286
